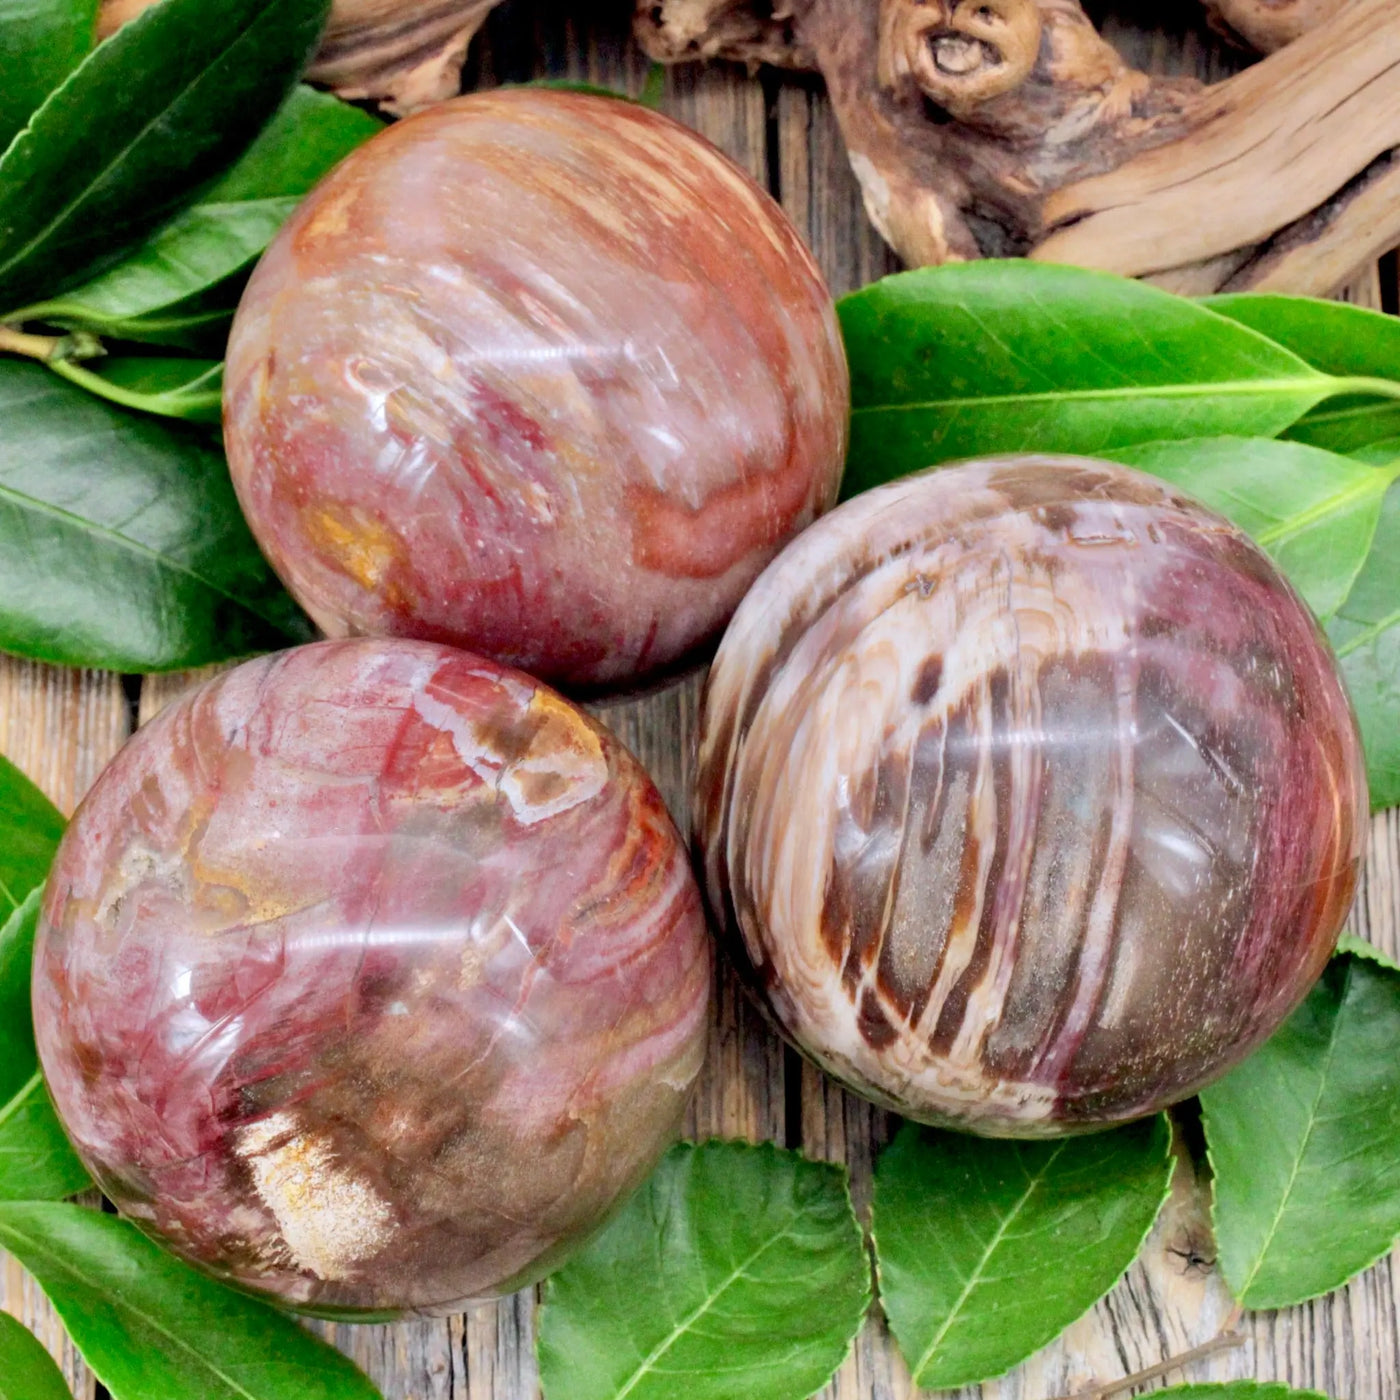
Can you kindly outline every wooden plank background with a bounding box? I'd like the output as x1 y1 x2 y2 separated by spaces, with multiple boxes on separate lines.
4 3 1399 1397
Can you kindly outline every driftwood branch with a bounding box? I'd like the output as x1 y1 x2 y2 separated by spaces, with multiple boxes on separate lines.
1203 0 1348 51
636 0 1400 297
98 0 498 113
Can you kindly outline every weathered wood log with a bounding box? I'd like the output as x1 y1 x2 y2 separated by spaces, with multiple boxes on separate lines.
1204 0 1348 52
97 0 498 113
636 0 1400 296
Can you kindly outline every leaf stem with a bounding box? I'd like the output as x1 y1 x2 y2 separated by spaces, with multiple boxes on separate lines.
46 357 222 421
0 324 64 361
1049 1326 1247 1400
0 323 103 364
1336 376 1400 403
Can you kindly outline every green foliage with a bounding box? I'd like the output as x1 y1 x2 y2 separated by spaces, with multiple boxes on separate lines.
0 749 87 1204
0 889 90 1200
538 1140 870 1400
1202 951 1400 1310
0 1309 73 1400
836 263 1356 497
19 85 381 345
871 1117 1172 1389
1155 1388 1330 1400
49 356 223 422
1207 294 1400 455
0 0 97 153
1326 480 1400 809
1109 436 1398 624
0 359 312 669
0 1202 383 1399
0 751 63 914
0 0 331 314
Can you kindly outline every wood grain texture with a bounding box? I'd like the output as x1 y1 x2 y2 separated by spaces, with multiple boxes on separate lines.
3 4 1398 1398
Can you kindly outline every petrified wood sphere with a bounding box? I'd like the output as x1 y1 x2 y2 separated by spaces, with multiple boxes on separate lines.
34 640 711 1314
696 457 1366 1135
224 89 848 692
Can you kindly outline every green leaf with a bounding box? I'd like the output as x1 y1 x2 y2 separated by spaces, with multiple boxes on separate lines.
1292 399 1400 456
1328 480 1400 810
0 754 88 1204
19 86 381 342
1154 1387 1329 1400
0 358 313 670
1204 294 1400 380
1202 952 1400 1310
1335 934 1400 971
1205 295 1400 456
1107 437 1400 624
1352 436 1400 466
639 63 665 110
0 1310 72 1400
0 0 97 153
0 0 331 315
871 1117 1172 1390
0 1202 383 1400
0 750 63 914
1 890 49 1102
538 1140 870 1400
199 85 381 203
837 263 1358 497
49 355 223 422
0 889 91 1201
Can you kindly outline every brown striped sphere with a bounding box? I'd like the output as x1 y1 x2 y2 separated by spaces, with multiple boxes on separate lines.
35 640 711 1314
224 89 848 693
696 457 1367 1135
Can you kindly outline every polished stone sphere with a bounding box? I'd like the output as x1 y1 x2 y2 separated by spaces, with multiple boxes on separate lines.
34 640 712 1315
224 88 848 693
695 456 1367 1136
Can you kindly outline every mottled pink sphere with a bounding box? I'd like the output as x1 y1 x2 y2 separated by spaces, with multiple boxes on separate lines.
696 457 1367 1136
35 640 711 1316
223 88 848 692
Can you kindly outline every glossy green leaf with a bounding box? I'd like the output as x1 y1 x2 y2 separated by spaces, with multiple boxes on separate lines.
1108 437 1400 624
200 84 380 203
1155 1387 1329 1400
0 750 63 914
1292 398 1400 456
837 263 1356 497
1 890 48 1099
20 86 380 341
871 1116 1172 1390
1206 295 1400 456
0 1202 383 1400
49 356 223 422
0 1310 72 1400
1352 436 1400 466
0 0 97 152
1205 294 1400 380
0 740 86 1203
0 358 313 670
1202 951 1400 1309
0 0 331 315
1328 480 1400 810
0 890 90 1201
1336 933 1400 971
538 1140 870 1400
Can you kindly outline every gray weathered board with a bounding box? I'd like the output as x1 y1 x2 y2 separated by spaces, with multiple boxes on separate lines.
3 3 1398 1397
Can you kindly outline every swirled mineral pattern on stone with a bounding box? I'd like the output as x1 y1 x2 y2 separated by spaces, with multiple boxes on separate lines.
224 88 848 692
695 456 1367 1135
35 639 712 1314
